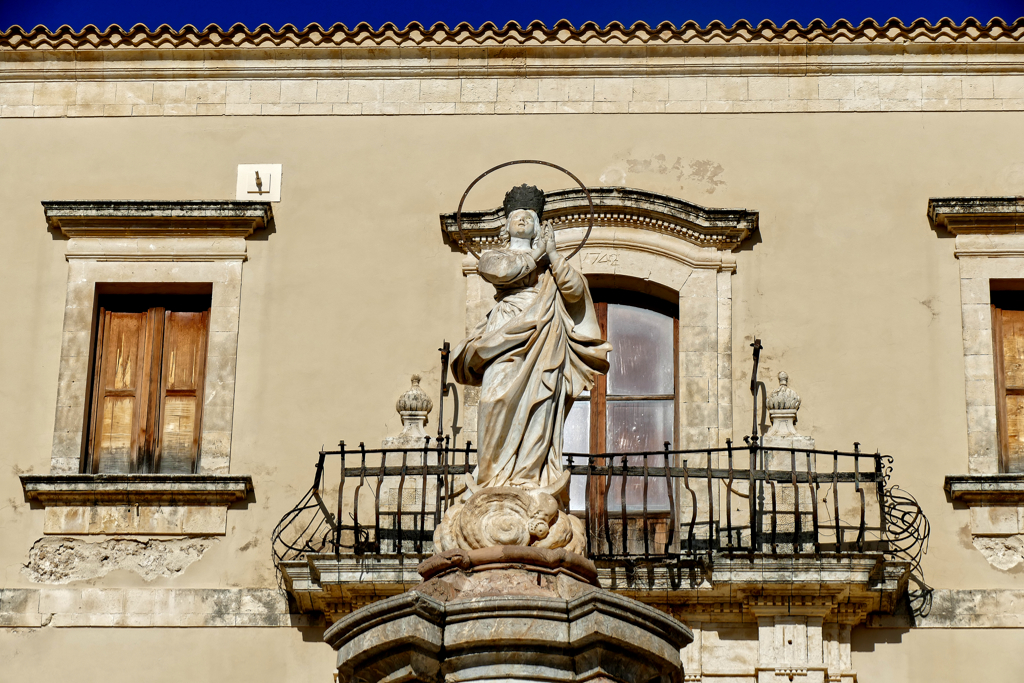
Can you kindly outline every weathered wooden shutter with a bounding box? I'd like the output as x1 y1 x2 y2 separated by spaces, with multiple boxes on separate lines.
88 300 209 474
997 308 1024 472
89 310 158 473
155 310 209 473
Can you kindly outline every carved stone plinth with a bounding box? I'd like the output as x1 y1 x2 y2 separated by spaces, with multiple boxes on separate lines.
325 546 693 683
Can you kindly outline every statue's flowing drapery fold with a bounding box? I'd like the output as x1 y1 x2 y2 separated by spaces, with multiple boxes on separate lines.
453 250 611 490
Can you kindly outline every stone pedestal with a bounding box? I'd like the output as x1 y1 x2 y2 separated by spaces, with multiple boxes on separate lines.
325 546 693 683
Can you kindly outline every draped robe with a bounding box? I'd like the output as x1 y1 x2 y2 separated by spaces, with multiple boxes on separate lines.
453 248 611 490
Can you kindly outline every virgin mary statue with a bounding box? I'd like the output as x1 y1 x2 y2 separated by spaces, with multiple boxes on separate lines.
453 184 611 494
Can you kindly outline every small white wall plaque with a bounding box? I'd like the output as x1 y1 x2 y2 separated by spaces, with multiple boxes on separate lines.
236 164 282 202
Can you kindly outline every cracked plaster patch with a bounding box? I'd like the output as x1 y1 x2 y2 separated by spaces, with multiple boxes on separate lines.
973 535 1024 571
23 536 215 584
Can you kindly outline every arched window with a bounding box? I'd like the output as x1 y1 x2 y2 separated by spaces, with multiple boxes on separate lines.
564 288 678 525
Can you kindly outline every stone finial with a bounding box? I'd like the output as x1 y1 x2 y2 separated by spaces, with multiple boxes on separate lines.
766 372 801 411
765 372 802 438
391 375 432 442
397 375 432 415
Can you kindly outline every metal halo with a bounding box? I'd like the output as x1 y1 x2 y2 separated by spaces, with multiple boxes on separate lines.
454 159 594 260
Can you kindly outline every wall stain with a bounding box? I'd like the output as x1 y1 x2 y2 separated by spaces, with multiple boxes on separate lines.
612 153 726 195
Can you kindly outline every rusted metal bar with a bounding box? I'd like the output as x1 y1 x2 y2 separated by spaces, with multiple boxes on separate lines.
769 463 777 554
663 441 677 554
875 450 887 546
417 437 430 554
808 450 820 554
683 459 696 553
437 342 451 440
603 455 612 557
791 448 801 553
373 444 385 553
397 446 409 555
854 443 866 552
707 447 715 554
642 452 651 557
582 451 593 558
336 442 345 555
620 454 629 556
726 440 734 547
441 436 451 514
748 440 758 552
832 450 841 552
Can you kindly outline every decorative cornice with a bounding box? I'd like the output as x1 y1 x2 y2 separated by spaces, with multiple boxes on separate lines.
928 196 1024 235
21 474 254 506
43 200 273 238
3 18 1024 51
441 186 758 254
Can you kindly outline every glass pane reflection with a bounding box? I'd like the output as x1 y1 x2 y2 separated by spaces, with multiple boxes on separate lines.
607 304 674 396
606 400 672 511
563 400 590 512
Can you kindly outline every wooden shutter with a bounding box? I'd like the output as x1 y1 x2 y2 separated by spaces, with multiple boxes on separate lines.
87 301 209 474
155 310 209 473
89 309 161 473
996 307 1024 472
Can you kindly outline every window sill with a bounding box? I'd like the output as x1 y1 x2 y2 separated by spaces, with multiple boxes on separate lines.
20 474 253 536
944 474 1024 504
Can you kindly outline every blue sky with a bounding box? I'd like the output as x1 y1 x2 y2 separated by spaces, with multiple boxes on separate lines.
1 1 1022 32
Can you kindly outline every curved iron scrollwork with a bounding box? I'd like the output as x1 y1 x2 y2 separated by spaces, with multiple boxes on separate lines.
879 454 932 618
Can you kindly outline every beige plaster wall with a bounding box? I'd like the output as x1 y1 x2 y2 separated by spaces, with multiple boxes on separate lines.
852 627 1024 682
2 111 1024 678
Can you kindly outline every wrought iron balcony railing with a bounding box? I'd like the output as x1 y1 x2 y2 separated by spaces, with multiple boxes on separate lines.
273 438 928 573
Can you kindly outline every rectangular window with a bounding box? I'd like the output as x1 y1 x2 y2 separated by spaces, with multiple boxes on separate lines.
85 293 211 474
992 289 1024 473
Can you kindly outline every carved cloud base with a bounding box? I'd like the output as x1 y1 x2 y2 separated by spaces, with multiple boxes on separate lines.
325 546 693 683
433 485 587 555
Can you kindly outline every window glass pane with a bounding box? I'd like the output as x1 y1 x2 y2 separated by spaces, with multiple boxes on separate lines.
563 400 590 512
605 400 672 511
607 304 674 396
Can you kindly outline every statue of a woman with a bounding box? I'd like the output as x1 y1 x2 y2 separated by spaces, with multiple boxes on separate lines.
452 185 611 494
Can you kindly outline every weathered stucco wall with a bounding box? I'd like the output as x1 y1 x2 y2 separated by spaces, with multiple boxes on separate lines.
2 110 1024 680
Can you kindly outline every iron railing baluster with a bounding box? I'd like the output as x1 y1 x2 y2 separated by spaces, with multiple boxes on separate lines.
683 459 696 554
336 443 345 555
791 448 800 554
726 440 735 548
620 454 629 557
832 450 841 553
854 443 866 552
642 452 650 558
373 445 385 553
808 450 820 555
663 441 677 554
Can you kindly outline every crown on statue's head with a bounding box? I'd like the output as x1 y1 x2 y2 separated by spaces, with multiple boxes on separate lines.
503 184 546 220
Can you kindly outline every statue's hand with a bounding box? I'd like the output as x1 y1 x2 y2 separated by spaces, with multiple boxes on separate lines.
542 222 558 259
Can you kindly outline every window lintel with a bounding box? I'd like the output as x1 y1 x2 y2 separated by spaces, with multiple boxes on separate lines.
20 474 253 507
43 200 273 238
928 196 1024 235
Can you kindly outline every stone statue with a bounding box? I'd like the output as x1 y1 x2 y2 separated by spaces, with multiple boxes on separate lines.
434 184 611 555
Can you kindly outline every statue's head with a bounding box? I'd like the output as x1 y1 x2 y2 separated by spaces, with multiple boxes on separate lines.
500 184 545 246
